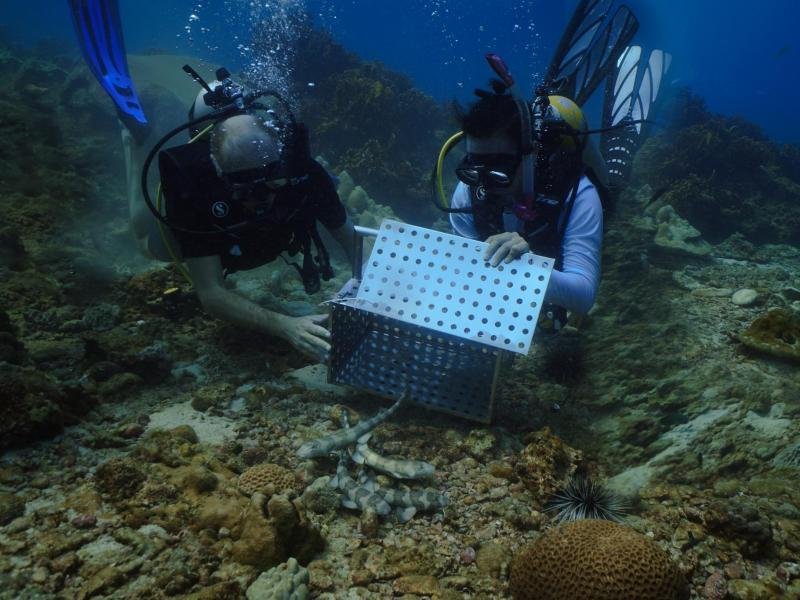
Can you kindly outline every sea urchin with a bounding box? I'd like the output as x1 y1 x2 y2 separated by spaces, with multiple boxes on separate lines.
545 476 627 523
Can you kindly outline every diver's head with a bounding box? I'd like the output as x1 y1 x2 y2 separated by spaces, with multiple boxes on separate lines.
209 114 291 207
454 84 587 201
455 86 524 196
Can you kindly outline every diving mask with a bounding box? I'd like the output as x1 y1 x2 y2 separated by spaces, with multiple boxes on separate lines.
455 153 520 191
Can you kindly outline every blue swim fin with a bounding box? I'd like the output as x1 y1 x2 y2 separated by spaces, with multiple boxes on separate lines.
68 0 148 137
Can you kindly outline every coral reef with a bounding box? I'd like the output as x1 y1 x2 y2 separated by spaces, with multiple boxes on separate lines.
634 89 800 245
94 457 147 501
509 520 689 600
0 310 25 364
1 26 800 600
238 463 299 497
245 557 309 600
292 24 450 224
0 363 94 450
738 308 800 363
653 204 712 256
513 428 582 503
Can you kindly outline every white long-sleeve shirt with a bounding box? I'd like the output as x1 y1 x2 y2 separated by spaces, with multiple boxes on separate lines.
449 176 603 315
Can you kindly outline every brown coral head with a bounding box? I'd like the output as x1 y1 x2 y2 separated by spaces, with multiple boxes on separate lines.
238 463 298 497
738 308 800 363
509 520 689 600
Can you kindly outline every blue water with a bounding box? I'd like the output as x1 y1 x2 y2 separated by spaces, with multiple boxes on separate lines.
1 0 798 143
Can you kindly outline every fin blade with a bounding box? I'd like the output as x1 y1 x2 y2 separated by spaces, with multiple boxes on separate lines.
68 0 149 133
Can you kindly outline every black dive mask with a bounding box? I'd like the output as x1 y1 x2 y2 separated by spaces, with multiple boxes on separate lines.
221 163 290 212
455 153 520 191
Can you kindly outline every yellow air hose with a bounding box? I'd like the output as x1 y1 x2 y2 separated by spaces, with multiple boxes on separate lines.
154 123 216 285
435 131 464 209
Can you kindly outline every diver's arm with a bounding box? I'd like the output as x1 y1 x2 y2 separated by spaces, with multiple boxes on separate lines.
326 214 357 265
186 255 330 359
449 182 481 239
543 184 603 315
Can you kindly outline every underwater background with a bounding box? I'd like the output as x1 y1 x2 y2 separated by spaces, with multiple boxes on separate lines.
0 1 799 598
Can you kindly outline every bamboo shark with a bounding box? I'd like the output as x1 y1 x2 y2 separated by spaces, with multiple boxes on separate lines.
296 392 406 459
350 433 435 480
330 450 391 516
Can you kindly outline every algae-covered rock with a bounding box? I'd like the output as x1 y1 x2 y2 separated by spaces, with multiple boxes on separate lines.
738 308 800 363
0 362 94 450
191 382 235 413
0 310 25 364
0 227 27 269
0 492 25 526
653 204 711 256
514 427 582 502
230 505 286 570
246 557 309 600
704 498 774 558
94 457 147 501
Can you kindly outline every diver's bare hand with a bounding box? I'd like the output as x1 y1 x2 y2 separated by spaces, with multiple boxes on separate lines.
281 314 331 361
483 232 529 266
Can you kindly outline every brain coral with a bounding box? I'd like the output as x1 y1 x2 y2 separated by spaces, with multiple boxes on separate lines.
238 463 297 496
509 520 689 600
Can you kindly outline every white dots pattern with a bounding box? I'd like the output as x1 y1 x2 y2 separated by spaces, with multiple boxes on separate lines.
356 220 553 354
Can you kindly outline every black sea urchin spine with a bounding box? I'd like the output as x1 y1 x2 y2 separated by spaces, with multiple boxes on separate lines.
545 476 627 523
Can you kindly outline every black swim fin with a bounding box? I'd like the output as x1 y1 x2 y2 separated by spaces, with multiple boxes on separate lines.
68 0 149 141
543 0 639 105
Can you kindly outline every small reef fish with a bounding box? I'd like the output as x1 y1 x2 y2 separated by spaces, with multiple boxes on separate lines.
350 432 435 480
330 451 391 516
296 392 406 458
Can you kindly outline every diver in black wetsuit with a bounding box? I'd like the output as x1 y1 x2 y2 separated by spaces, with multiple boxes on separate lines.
153 97 356 361
68 0 355 360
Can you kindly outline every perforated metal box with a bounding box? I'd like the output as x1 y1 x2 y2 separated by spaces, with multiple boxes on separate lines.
328 219 554 422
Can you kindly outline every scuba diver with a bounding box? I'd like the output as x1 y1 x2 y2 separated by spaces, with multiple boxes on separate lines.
69 0 355 361
432 0 671 332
